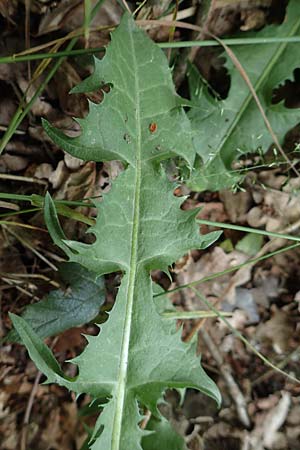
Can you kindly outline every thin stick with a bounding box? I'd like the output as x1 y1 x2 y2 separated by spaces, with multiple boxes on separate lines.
138 18 201 32
20 371 43 450
25 0 31 79
200 327 251 428
0 272 60 288
3 226 58 271
154 243 300 297
120 0 131 13
84 0 92 48
1 277 39 300
193 289 300 385
161 310 231 320
2 36 300 65
252 347 300 386
196 219 300 242
0 174 47 185
0 221 47 232
0 0 106 154
20 336 59 450
210 34 300 178
167 0 179 61
133 0 148 16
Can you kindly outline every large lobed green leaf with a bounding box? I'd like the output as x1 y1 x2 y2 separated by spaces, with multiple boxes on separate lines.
7 263 105 342
11 13 221 450
188 0 300 191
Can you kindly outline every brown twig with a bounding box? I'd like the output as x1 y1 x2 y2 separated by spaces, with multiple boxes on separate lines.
167 0 179 61
208 33 300 178
137 19 201 33
120 0 131 14
223 217 300 302
140 409 151 429
20 370 43 450
25 0 31 79
20 336 59 450
200 328 251 428
183 298 219 342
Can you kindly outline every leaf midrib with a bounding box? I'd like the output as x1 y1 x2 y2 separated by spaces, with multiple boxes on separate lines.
111 25 142 450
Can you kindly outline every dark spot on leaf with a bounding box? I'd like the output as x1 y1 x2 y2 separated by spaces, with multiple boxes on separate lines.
123 133 131 144
272 68 300 108
100 81 113 93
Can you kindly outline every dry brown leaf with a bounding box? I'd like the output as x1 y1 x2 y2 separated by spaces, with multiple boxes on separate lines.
174 246 248 305
255 307 295 354
220 189 252 223
38 0 122 35
53 62 87 117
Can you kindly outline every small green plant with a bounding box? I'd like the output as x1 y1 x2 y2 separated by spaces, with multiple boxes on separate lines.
11 13 221 450
188 0 300 191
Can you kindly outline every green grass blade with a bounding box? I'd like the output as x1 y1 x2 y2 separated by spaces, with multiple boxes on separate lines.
155 243 300 297
0 0 106 155
197 219 300 242
193 289 300 385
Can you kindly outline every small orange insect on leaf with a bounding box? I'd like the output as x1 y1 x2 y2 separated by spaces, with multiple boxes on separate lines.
149 122 157 133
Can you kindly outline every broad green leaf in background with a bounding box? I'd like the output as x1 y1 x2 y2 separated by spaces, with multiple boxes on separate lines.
7 263 105 342
235 233 263 257
188 0 300 191
142 417 186 450
11 13 221 450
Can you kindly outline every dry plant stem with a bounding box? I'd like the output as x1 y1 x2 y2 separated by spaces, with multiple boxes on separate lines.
120 0 131 13
0 0 106 153
184 308 213 342
180 286 220 345
25 0 31 79
3 225 58 271
1 277 39 300
172 6 200 87
20 336 59 450
20 370 42 450
140 409 151 429
252 347 300 386
133 0 148 17
137 19 201 33
11 25 111 58
0 124 25 134
41 248 66 263
0 174 47 185
157 243 300 298
193 288 300 385
185 424 201 445
223 218 300 300
210 34 300 178
84 0 92 48
167 0 179 61
200 328 251 428
0 221 47 232
0 201 19 211
241 433 251 450
187 1 211 63
0 272 60 288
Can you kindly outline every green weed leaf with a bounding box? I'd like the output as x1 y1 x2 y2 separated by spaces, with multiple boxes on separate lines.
12 13 221 450
142 417 186 450
7 263 105 342
188 0 300 191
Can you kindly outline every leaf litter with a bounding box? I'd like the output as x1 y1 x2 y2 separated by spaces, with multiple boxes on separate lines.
0 1 300 449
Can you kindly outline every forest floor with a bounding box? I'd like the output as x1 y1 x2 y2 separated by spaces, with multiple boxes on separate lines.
0 1 300 449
